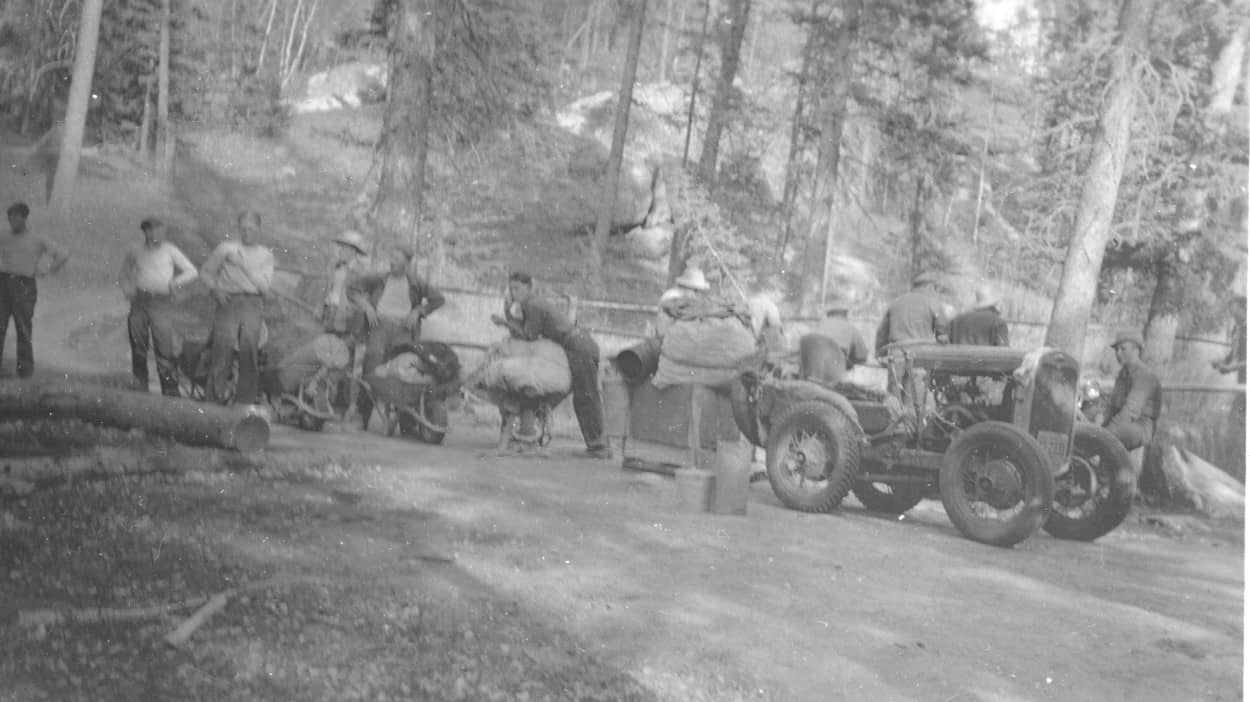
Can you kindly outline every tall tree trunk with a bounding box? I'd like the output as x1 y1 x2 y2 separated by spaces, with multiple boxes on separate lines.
48 0 104 210
372 0 437 260
590 0 649 288
798 0 863 313
1045 0 1158 358
137 75 153 158
229 0 241 79
1142 251 1182 369
777 0 821 265
658 0 676 82
681 0 712 166
156 0 172 178
696 0 751 182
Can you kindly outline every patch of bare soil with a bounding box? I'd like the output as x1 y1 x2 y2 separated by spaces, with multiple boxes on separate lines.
1 438 657 702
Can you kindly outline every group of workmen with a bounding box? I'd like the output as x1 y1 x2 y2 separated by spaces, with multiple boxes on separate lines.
0 198 1184 457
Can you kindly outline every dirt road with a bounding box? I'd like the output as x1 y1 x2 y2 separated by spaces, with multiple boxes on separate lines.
256 422 1244 702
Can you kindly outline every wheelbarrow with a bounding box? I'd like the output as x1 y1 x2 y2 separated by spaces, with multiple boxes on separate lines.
363 341 462 444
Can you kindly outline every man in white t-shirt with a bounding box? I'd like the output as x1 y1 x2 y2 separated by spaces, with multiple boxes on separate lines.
199 211 274 406
118 217 198 395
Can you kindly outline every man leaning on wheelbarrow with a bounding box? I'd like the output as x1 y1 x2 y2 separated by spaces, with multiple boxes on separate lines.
324 231 446 430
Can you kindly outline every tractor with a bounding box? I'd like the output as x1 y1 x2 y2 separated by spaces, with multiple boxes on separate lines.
729 343 1136 548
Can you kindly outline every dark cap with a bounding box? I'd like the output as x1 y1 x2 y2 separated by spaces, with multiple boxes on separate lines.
7 202 29 218
509 271 533 286
1110 330 1145 350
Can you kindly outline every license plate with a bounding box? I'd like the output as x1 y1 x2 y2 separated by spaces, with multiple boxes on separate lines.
1035 430 1070 468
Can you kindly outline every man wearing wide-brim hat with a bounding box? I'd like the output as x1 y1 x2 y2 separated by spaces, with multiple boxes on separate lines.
322 230 373 335
656 263 712 337
1104 329 1162 451
949 285 1010 347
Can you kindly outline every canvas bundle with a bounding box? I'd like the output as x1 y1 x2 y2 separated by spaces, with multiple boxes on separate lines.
653 316 756 389
476 338 571 398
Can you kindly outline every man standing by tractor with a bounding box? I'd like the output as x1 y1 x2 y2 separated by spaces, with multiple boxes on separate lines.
875 273 949 408
199 211 274 407
343 238 446 430
118 217 198 396
1105 330 1162 452
949 285 1010 347
0 202 69 378
492 272 612 459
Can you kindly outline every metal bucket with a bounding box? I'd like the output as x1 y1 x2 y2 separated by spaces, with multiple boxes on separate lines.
674 467 713 514
617 338 662 384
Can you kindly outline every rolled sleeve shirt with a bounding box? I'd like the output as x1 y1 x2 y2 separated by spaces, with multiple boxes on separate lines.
200 241 274 295
119 242 197 298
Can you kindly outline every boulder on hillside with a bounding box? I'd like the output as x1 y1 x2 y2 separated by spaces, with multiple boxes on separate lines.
288 62 387 114
566 140 657 229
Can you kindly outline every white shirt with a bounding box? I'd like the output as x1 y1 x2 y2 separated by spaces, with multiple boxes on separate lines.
119 241 197 298
200 240 274 295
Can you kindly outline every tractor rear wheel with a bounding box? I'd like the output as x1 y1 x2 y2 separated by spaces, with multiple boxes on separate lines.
764 401 860 513
939 422 1054 548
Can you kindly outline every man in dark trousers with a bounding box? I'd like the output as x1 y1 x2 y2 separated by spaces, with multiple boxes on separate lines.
118 218 198 396
199 211 274 407
0 202 69 378
1104 330 1163 452
492 272 612 459
950 286 1010 346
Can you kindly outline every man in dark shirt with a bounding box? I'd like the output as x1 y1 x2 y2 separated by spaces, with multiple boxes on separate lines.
874 274 950 354
950 286 1010 346
875 274 949 408
1104 330 1163 451
492 272 612 459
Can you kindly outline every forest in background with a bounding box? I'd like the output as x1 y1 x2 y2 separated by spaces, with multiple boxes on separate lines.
0 0 1247 370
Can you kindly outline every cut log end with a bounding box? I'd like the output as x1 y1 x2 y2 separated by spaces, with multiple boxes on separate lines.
232 415 270 454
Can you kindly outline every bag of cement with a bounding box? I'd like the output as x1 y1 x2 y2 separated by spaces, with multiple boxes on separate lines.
476 338 571 398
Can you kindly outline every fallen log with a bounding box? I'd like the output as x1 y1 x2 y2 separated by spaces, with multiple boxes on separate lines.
0 380 268 453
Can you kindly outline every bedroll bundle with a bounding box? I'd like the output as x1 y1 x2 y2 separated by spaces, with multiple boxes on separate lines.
653 314 757 389
476 338 572 399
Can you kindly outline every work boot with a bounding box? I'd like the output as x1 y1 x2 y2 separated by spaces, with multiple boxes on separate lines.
585 445 614 460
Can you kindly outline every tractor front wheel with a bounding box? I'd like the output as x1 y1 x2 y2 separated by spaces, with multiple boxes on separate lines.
939 422 1054 548
1043 423 1135 541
